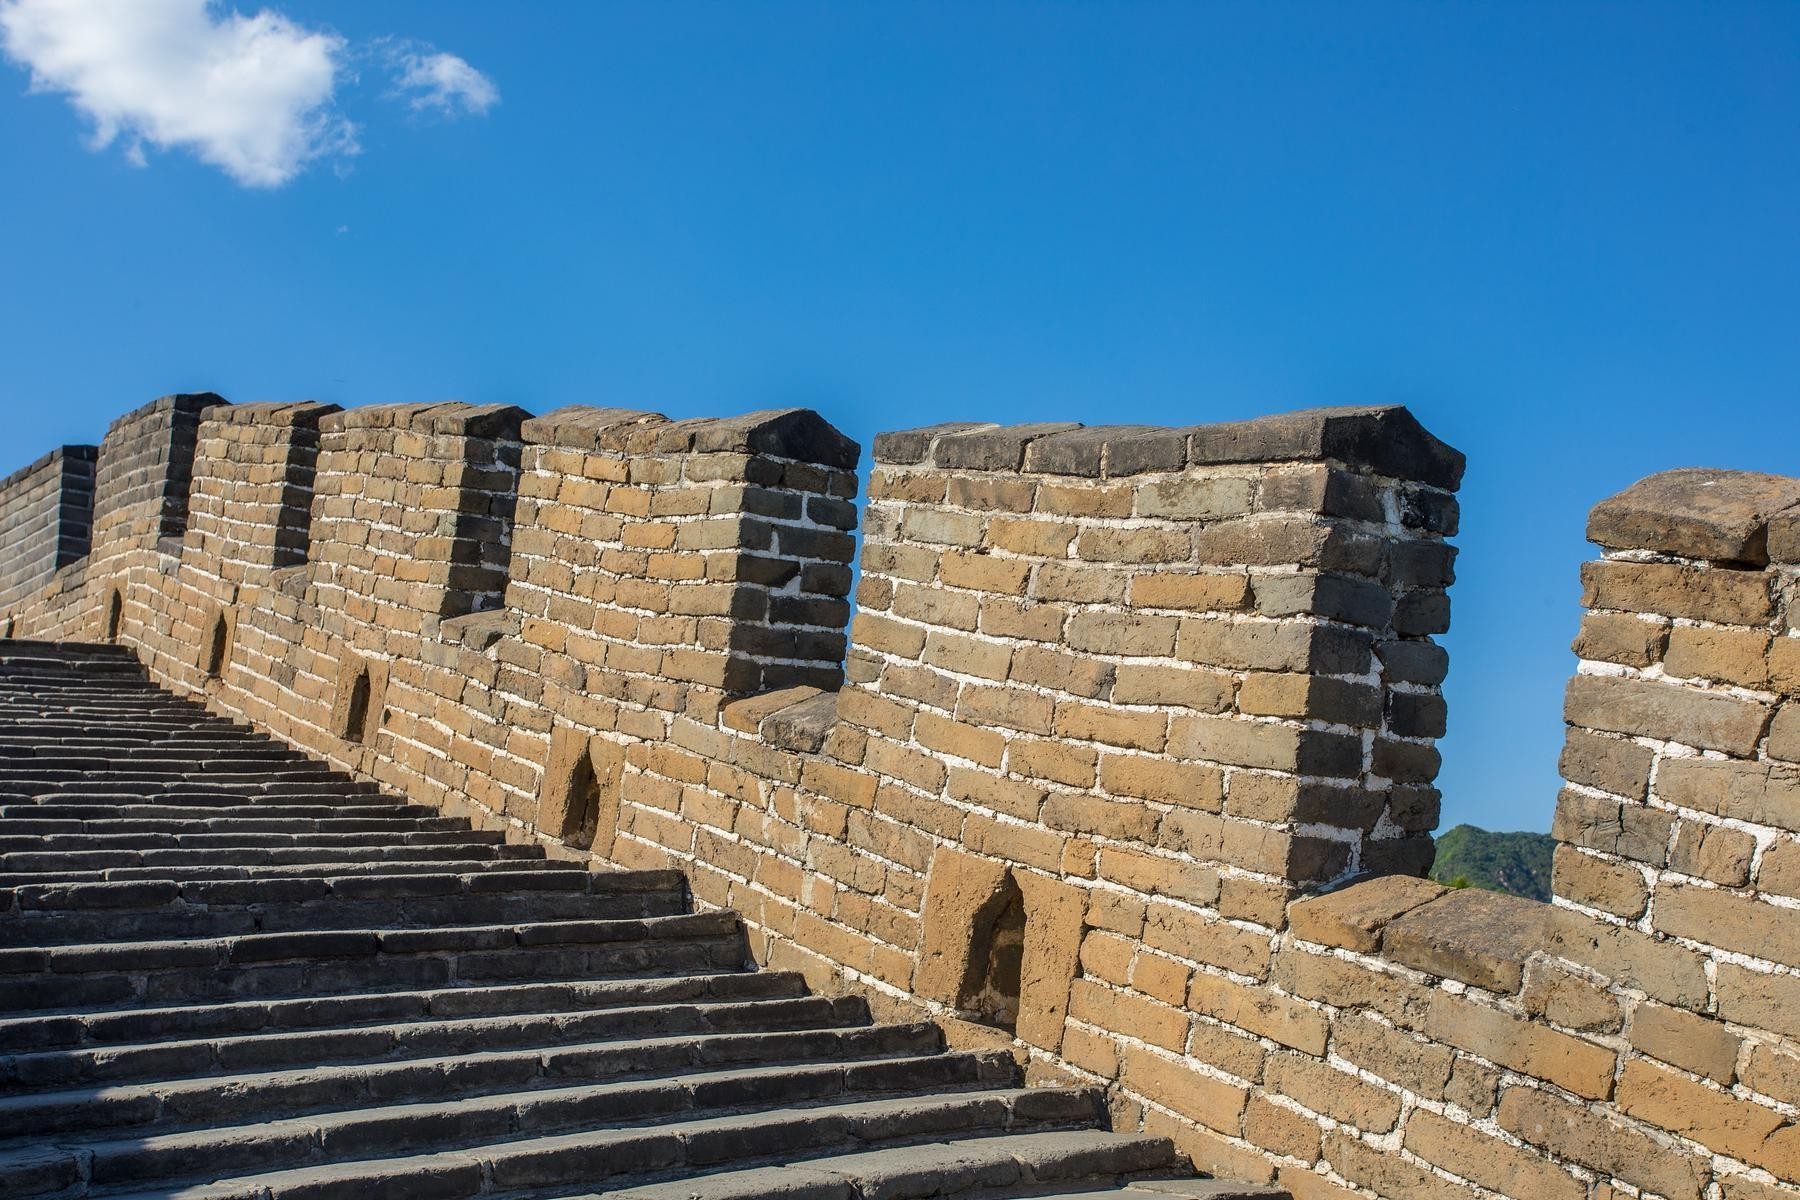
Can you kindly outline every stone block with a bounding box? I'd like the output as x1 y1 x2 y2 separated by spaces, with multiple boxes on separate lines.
1286 875 1445 954
1564 673 1770 756
1588 468 1800 564
1381 887 1551 994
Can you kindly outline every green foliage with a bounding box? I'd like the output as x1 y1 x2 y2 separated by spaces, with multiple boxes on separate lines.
1429 825 1553 902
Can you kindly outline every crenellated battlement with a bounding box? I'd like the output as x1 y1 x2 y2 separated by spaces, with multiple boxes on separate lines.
5 391 1800 1199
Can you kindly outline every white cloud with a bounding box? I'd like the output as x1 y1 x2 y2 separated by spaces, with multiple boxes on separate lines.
388 45 497 117
0 1 499 189
0 0 354 187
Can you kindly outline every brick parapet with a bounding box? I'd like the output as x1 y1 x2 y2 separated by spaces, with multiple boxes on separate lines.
7 397 1800 1197
0 445 96 621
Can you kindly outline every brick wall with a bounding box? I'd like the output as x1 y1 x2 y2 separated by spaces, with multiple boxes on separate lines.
3 394 1798 1198
0 445 95 621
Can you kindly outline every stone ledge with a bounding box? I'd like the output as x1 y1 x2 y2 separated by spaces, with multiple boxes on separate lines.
206 401 341 429
1587 468 1800 565
872 405 1464 489
523 406 860 470
320 402 528 439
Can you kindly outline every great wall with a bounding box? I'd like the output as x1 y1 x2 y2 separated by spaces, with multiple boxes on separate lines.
0 391 1796 1199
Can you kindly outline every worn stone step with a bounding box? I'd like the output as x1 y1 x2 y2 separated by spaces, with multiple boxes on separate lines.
0 992 870 1095
0 1022 951 1140
52 1085 1095 1200
591 1130 1187 1199
0 855 579 889
0 911 750 1014
1 802 442 821
0 874 690 945
0 969 810 1054
0 830 508 854
0 840 545 876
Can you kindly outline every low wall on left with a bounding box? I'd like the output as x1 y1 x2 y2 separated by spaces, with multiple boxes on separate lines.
0 445 96 621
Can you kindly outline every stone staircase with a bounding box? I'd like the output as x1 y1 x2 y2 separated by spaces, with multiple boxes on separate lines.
0 641 1282 1200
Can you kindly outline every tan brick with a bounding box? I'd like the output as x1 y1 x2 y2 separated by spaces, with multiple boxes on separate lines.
1071 978 1189 1052
1755 837 1800 897
1656 881 1800 968
1403 1109 1585 1200
1559 727 1653 800
1424 991 1617 1100
1007 738 1097 788
1266 1053 1402 1133
1042 793 1158 842
937 549 1031 593
1573 611 1668 668
1565 672 1771 756
1187 971 1328 1055
1665 624 1771 687
1031 561 1125 604
1743 1042 1800 1107
1128 570 1253 612
1617 1057 1790 1172
1552 843 1648 919
1243 1095 1321 1161
1097 846 1221 906
1657 757 1800 833
1052 700 1168 751
1008 644 1113 698
1520 964 1623 1035
1065 611 1179 657
1333 1010 1453 1096
1669 819 1755 886
978 597 1067 641
1718 962 1800 1041
1118 1045 1248 1135
1035 480 1131 517
1498 1085 1706 1200
1581 558 1773 625
1136 475 1255 520
1098 754 1223 810
1111 663 1234 712
1143 900 1273 978
1076 526 1191 563
1630 1003 1741 1083
986 516 1077 557
912 711 1004 769
1771 702 1800 764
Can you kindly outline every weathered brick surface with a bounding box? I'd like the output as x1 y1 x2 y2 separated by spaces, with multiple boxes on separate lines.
0 445 95 618
13 403 1800 1199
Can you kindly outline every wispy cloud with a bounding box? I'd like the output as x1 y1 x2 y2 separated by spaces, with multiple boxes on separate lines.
0 0 497 189
387 43 498 117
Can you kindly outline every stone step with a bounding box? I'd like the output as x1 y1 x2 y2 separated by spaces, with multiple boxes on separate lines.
0 911 750 1014
590 1131 1195 1200
0 855 582 889
0 969 810 1054
0 870 690 944
0 829 508 852
0 840 547 877
1 802 442 821
0 1019 950 1139
32 1085 1102 1200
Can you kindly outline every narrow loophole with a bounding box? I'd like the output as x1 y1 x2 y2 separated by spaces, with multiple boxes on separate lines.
562 750 601 849
344 670 372 744
105 591 123 642
958 874 1025 1032
204 614 230 679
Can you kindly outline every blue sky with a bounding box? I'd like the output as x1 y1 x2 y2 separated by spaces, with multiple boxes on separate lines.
2 2 1797 833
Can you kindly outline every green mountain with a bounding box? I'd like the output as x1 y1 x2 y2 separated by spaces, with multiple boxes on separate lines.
1429 824 1555 902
